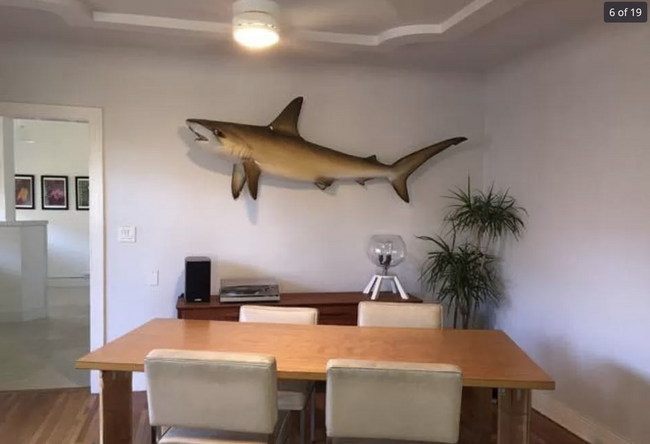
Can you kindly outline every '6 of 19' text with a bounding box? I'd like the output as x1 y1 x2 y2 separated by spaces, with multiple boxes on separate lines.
605 2 648 22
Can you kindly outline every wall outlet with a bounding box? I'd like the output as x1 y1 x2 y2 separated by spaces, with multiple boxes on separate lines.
118 225 136 243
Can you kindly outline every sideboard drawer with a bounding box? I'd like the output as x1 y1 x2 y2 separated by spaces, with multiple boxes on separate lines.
178 307 239 321
176 292 422 325
318 304 357 326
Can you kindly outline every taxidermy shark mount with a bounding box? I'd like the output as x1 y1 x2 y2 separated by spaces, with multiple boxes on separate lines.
186 97 467 203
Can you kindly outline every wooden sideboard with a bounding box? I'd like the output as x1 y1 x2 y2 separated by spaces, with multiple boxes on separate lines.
176 292 423 326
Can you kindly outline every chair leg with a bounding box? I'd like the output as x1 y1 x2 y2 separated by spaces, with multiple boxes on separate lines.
310 390 316 442
300 408 306 444
150 426 158 444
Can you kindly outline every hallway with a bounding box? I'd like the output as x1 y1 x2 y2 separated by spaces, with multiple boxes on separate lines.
0 286 89 391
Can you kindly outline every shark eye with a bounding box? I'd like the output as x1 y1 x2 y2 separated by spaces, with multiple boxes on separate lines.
214 129 226 138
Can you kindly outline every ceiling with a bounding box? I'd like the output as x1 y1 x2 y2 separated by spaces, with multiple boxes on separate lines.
0 0 602 70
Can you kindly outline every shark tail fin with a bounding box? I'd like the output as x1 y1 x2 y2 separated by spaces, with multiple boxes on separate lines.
389 137 467 203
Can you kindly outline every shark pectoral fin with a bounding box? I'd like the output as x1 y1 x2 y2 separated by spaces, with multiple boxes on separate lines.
231 164 247 200
315 178 334 191
356 178 371 186
268 97 303 137
243 160 261 200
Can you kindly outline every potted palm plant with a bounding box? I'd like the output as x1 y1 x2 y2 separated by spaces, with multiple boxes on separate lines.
418 179 526 329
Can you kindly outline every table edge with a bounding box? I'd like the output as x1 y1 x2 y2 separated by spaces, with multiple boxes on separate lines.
75 362 555 390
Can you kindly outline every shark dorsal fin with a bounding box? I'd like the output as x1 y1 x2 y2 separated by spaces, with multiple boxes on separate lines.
365 155 378 163
269 97 303 137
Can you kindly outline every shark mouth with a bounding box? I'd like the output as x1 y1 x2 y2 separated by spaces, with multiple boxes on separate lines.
193 132 208 142
186 120 215 143
188 125 209 142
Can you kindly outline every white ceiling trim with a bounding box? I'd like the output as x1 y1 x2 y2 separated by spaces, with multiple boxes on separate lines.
90 0 497 46
93 12 231 34
0 0 529 47
443 0 494 31
296 30 377 47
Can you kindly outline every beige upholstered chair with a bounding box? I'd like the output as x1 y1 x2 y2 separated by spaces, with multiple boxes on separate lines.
144 349 290 444
240 305 318 325
326 359 463 444
357 301 443 329
239 305 318 444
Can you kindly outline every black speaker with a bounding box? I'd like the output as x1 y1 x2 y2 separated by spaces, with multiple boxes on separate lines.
184 256 211 303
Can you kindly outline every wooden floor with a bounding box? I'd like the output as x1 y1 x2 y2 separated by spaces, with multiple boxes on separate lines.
0 388 586 444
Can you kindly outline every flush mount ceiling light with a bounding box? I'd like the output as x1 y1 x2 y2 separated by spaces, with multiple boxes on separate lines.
233 0 280 50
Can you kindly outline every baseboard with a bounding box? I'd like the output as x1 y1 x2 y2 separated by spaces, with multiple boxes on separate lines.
0 307 47 322
533 392 632 444
48 277 90 287
0 311 24 323
22 307 47 321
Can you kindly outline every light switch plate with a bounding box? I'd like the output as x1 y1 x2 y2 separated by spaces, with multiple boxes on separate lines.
118 225 136 243
148 270 159 286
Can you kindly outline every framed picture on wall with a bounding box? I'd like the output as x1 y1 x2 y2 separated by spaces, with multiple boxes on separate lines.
41 175 69 210
15 174 35 209
75 176 90 211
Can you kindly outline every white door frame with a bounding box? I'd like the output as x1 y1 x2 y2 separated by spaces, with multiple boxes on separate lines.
0 101 105 389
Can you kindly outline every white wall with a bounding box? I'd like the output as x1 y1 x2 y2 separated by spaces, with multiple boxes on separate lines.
0 118 16 222
0 225 22 317
485 24 650 444
0 221 48 322
19 222 48 319
14 119 90 280
0 45 484 346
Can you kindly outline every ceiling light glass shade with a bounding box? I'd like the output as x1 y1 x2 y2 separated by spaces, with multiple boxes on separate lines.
366 234 407 274
233 24 279 49
232 7 280 50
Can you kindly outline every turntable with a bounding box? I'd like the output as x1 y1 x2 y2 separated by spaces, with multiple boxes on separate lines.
219 278 280 303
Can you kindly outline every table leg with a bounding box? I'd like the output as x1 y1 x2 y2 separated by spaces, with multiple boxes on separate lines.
497 388 531 444
100 370 133 444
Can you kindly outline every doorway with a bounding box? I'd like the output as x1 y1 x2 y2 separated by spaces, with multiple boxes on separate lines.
0 104 104 392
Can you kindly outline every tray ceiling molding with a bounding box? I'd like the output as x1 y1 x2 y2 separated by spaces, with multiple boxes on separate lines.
0 0 532 48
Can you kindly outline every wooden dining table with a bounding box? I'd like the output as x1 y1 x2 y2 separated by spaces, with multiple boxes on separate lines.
76 318 554 444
